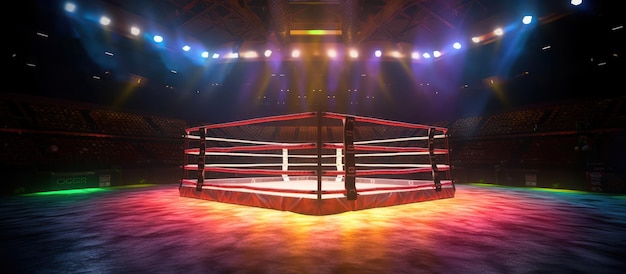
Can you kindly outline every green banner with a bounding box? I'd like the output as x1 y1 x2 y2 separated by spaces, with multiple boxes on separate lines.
49 171 102 191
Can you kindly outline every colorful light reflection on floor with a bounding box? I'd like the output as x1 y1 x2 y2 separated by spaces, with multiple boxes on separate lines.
1 183 624 273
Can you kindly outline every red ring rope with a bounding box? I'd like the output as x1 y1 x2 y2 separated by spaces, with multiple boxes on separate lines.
187 112 317 132
185 143 317 154
322 111 447 133
183 165 317 176
323 166 450 176
323 143 447 153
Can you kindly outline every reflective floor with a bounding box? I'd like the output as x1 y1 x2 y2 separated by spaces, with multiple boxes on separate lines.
1 183 624 273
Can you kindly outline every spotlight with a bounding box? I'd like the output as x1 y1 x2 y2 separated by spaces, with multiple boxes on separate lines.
130 26 140 36
99 16 111 26
522 15 533 25
64 2 76 13
349 49 358 58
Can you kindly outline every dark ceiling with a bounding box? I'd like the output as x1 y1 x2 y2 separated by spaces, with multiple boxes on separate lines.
99 0 509 47
76 0 575 50
8 0 625 123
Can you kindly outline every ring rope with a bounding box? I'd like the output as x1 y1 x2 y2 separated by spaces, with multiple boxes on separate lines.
189 151 443 158
323 166 450 176
189 135 449 148
187 137 448 155
323 143 447 153
322 112 448 132
204 167 317 176
184 165 449 176
204 136 287 146
187 134 446 145
189 163 449 169
185 136 288 146
201 163 340 168
186 112 317 132
184 143 316 154
189 144 446 154
187 152 286 157
356 163 449 168
193 151 441 158
183 165 316 175
199 152 337 158
355 151 441 157
354 135 446 145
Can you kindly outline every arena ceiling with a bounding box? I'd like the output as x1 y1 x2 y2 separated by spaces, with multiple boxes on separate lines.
8 0 625 122
87 0 572 53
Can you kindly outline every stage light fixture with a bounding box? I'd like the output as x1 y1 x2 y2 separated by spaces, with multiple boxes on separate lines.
64 2 76 13
522 15 533 25
130 26 140 36
327 49 337 58
99 16 111 26
349 49 358 58
290 29 342 36
242 51 258 58
571 0 583 6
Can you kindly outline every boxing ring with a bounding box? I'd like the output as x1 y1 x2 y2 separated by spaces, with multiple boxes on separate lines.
179 112 455 215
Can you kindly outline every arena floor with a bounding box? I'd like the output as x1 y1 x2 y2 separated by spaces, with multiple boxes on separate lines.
1 183 624 273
